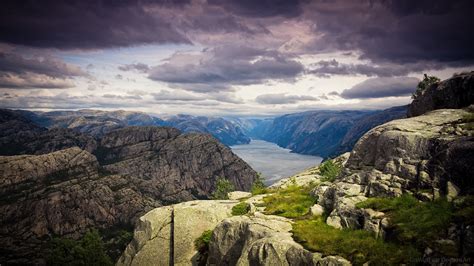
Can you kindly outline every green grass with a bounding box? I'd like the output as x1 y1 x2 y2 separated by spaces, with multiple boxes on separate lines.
292 217 421 265
461 113 474 131
356 194 453 246
319 160 342 182
194 230 213 253
231 202 250 216
250 175 268 195
210 177 235 200
263 185 317 218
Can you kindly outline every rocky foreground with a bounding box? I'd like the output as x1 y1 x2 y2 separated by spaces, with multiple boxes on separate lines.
120 73 474 265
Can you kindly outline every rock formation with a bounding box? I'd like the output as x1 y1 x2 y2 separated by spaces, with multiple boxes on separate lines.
408 71 474 117
0 122 257 263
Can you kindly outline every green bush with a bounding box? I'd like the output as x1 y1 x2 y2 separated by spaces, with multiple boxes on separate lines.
356 194 453 246
251 174 267 195
47 229 113 266
263 185 316 218
292 217 420 265
412 74 440 99
211 177 235 199
194 230 213 252
232 202 251 216
319 160 341 182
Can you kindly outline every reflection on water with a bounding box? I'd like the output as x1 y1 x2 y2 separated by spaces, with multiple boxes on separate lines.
231 139 323 185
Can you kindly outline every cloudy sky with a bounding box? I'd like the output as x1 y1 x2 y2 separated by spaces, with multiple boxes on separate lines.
0 0 473 116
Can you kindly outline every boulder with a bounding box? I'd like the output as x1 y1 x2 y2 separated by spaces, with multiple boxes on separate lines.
408 71 474 117
118 200 238 266
228 191 252 200
207 214 350 266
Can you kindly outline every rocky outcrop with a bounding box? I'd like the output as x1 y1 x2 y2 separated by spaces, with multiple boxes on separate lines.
313 108 474 235
408 71 474 117
207 214 350 266
118 200 238 266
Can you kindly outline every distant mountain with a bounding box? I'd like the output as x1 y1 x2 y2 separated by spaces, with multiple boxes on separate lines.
254 106 407 158
163 115 250 145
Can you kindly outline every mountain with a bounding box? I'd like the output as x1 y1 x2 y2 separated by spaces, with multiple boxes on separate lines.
163 114 251 145
255 106 407 158
0 113 257 264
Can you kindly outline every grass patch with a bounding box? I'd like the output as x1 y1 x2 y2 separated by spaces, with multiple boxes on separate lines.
231 202 250 216
263 185 316 218
461 113 474 131
292 217 421 265
194 230 212 253
356 194 453 247
251 174 268 195
319 160 342 182
211 177 234 200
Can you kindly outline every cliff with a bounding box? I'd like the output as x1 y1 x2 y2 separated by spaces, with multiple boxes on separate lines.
0 120 257 263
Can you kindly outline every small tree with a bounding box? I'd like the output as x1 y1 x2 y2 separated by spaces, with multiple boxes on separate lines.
250 173 267 195
211 177 235 199
412 74 440 99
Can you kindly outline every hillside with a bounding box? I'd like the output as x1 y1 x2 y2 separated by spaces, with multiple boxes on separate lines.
0 113 257 264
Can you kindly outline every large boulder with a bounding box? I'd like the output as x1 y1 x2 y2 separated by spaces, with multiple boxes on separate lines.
207 214 350 266
408 71 474 117
117 200 238 266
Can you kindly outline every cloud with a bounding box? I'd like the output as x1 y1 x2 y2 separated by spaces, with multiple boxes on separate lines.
0 73 75 89
308 59 445 78
148 45 304 92
208 0 307 18
118 63 150 73
152 90 206 102
256 93 318 104
304 0 474 65
0 0 190 49
340 77 420 99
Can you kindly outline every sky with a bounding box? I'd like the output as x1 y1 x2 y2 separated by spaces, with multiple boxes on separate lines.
0 0 473 116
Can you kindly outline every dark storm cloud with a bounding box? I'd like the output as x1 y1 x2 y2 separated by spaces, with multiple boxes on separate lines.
148 45 304 92
0 52 85 77
208 0 307 18
308 59 445 78
340 77 420 99
256 93 318 104
306 0 474 64
0 0 190 49
118 63 151 73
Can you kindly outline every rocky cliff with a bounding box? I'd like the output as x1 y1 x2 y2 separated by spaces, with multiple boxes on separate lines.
0 116 257 264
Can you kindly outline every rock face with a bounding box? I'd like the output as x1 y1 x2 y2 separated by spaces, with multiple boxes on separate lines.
408 71 474 117
118 200 238 266
207 214 350 266
314 108 474 235
0 122 258 263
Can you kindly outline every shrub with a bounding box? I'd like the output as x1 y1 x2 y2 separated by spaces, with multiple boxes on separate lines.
251 174 267 195
319 160 341 182
194 230 213 253
211 177 235 199
412 74 440 99
292 217 420 265
263 185 316 218
356 194 453 247
232 202 250 216
47 229 113 266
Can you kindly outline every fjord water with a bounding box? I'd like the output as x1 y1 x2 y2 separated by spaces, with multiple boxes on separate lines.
231 139 323 185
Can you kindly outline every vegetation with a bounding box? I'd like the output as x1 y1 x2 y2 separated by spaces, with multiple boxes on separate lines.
356 194 453 247
232 202 251 216
194 230 213 253
102 228 133 261
412 74 440 99
250 173 267 195
47 229 113 266
211 177 235 199
292 217 421 265
263 185 316 218
319 160 342 182
461 112 474 131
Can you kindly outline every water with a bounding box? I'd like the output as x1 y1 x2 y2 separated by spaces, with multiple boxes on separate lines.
231 139 323 185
